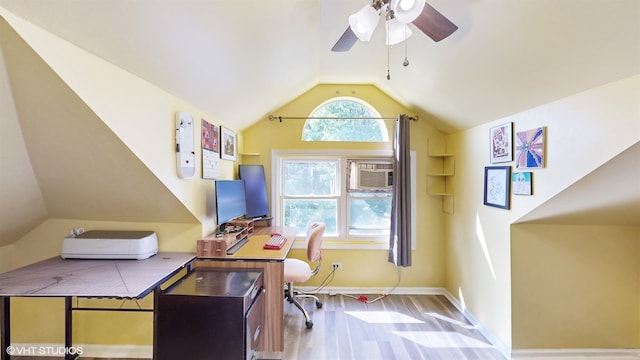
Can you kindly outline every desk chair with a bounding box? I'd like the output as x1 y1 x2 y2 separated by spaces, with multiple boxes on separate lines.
283 222 326 329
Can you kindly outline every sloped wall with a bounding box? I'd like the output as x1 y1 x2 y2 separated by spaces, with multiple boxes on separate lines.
0 19 47 245
445 75 640 351
0 7 248 250
0 9 241 345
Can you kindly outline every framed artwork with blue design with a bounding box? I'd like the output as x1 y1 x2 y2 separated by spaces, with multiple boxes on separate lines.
512 172 533 195
516 127 546 168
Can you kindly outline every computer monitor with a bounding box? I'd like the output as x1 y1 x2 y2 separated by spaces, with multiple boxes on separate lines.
238 165 270 219
215 180 247 228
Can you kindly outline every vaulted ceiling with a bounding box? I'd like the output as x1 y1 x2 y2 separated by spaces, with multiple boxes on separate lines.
1 0 638 134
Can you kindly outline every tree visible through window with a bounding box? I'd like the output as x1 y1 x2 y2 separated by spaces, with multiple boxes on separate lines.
302 98 388 142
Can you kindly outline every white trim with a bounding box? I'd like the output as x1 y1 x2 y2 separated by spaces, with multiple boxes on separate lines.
512 349 640 359
296 286 447 295
442 289 511 360
271 150 416 250
7 343 152 358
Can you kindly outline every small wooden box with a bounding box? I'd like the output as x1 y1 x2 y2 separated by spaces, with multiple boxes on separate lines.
197 234 241 258
227 218 255 235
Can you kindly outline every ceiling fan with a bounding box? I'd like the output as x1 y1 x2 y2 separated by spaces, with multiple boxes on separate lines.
331 0 458 52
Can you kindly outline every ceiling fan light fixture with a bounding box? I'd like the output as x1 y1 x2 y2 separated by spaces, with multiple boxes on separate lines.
348 5 380 41
391 0 426 24
385 18 413 45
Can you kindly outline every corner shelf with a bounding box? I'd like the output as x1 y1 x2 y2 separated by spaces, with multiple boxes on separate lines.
427 139 455 213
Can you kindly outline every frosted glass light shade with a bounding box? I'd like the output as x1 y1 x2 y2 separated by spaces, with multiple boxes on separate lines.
348 5 380 42
391 0 426 24
386 18 413 45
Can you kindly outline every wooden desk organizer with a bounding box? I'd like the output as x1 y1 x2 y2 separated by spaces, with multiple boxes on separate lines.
196 219 255 258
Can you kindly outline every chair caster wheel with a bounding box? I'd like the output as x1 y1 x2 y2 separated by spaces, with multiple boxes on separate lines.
316 300 323 308
305 320 314 329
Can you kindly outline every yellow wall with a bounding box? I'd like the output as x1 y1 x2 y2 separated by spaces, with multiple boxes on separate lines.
243 84 449 289
511 224 639 349
446 75 640 349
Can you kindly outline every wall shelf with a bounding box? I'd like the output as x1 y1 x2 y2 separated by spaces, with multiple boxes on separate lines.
427 139 455 214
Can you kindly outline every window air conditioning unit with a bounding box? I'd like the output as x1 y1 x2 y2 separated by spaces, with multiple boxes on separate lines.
357 163 393 190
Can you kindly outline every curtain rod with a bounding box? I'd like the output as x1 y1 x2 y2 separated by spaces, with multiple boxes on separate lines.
268 115 418 122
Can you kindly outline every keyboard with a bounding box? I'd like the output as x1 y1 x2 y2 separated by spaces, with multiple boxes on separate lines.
263 234 287 250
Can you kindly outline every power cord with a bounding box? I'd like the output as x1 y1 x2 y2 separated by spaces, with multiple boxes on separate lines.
339 267 402 304
296 266 337 295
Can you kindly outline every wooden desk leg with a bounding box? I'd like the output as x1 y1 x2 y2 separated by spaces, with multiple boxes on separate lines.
1 297 9 360
195 260 285 352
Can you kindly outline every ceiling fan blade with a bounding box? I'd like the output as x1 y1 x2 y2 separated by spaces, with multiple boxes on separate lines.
412 2 458 42
331 26 358 52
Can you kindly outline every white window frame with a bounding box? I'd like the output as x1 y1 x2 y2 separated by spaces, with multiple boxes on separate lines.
272 149 416 250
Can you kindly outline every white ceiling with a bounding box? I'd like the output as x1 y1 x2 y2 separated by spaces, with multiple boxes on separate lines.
0 0 638 133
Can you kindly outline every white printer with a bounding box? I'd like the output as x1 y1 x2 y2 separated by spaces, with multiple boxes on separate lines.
61 229 158 260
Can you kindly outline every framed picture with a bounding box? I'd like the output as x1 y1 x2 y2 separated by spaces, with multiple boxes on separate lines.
515 127 545 168
512 172 532 195
484 166 511 209
489 122 513 163
201 119 220 179
220 127 237 161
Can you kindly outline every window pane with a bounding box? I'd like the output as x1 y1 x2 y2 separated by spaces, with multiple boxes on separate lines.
303 98 388 142
348 196 392 236
303 119 385 141
283 161 337 196
283 199 337 236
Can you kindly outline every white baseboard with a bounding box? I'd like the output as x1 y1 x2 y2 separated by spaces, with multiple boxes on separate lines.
512 348 640 359
440 289 512 360
296 285 446 296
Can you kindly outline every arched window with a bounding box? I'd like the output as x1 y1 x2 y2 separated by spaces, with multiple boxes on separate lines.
302 97 389 142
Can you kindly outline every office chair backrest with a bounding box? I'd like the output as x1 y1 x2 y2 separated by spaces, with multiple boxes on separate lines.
306 222 326 262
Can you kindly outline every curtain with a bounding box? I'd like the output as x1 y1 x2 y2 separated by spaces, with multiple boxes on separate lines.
389 114 412 267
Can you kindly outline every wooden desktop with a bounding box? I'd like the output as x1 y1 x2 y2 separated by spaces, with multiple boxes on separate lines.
194 226 296 353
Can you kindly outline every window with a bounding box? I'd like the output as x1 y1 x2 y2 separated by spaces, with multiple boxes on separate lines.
273 151 415 250
274 97 415 250
302 97 389 142
275 153 392 248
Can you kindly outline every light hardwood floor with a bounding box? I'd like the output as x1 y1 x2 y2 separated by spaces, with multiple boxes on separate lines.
277 293 505 360
11 294 505 360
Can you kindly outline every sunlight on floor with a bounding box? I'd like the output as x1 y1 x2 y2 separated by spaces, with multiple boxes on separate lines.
345 311 424 323
393 331 494 349
424 312 477 329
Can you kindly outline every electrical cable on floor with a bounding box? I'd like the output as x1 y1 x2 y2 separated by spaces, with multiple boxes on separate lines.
339 267 402 304
297 267 337 295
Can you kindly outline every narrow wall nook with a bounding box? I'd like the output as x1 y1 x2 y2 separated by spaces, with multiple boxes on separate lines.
427 138 455 214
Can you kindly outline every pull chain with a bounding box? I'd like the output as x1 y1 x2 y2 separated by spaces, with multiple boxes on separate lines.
387 43 391 80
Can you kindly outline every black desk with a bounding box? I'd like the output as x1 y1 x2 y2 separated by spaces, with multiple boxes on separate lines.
0 252 195 360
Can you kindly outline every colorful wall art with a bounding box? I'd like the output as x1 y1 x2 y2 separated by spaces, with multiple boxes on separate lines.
515 127 545 168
